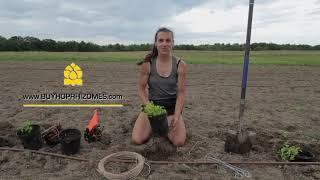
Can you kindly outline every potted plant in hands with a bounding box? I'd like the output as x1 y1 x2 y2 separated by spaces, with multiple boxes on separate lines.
17 121 43 150
143 102 169 136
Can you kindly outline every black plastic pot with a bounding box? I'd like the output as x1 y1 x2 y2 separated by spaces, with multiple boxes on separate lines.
17 125 43 150
294 150 315 162
60 128 81 155
148 113 169 136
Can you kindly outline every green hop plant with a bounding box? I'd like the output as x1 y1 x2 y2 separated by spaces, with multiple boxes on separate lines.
19 121 33 134
143 102 167 117
277 143 301 161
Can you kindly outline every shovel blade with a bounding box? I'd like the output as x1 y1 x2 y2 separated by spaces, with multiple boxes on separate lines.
224 130 255 154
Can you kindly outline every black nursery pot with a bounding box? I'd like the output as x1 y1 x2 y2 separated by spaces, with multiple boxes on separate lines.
60 128 81 155
293 150 315 162
17 125 43 150
148 113 169 136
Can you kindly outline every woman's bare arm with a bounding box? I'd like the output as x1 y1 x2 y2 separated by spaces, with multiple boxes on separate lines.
138 62 150 104
174 60 186 116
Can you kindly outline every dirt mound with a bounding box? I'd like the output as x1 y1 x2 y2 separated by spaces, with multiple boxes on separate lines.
142 136 177 161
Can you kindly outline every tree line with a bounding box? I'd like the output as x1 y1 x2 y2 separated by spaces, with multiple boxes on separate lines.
0 36 319 51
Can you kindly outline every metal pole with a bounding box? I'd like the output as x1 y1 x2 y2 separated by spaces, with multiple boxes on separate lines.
239 0 254 133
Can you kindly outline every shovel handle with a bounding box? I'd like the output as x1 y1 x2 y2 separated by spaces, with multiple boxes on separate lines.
239 0 254 133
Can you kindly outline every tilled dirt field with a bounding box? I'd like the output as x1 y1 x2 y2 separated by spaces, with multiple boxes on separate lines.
0 61 320 179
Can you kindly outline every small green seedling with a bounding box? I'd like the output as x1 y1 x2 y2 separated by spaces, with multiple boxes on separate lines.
278 143 301 161
143 102 166 117
19 121 34 134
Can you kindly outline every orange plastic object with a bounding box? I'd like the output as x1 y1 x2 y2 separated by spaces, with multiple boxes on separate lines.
87 109 99 131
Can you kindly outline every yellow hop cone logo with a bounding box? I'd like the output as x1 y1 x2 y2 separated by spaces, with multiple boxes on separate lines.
64 63 83 86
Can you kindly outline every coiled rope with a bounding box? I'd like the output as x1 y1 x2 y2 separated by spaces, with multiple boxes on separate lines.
97 151 149 180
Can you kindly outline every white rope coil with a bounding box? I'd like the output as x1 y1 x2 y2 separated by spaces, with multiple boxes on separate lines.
97 151 146 180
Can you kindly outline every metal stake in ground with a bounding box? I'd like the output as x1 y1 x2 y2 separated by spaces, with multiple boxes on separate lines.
225 0 256 154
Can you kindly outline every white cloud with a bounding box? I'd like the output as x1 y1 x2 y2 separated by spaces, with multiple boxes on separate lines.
253 0 320 45
0 0 319 45
171 0 320 45
172 2 248 34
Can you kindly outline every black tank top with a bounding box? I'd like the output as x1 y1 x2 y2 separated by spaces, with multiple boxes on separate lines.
148 56 178 101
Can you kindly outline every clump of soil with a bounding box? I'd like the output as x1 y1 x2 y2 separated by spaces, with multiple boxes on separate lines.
0 136 15 147
0 121 15 136
0 121 17 147
142 136 177 160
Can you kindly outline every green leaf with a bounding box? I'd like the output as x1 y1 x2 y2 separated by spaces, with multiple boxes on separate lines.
18 121 33 134
277 143 301 161
143 102 167 117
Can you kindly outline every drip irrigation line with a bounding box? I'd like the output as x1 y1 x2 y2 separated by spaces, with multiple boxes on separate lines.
1 147 320 165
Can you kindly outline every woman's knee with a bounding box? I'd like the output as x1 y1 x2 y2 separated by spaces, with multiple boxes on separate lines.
172 136 186 146
131 135 145 145
131 113 151 145
169 130 186 146
131 128 146 145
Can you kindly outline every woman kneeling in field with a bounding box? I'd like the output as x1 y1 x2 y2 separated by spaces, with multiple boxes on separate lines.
132 27 186 147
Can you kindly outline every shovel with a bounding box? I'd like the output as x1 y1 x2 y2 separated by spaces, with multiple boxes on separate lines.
225 0 256 154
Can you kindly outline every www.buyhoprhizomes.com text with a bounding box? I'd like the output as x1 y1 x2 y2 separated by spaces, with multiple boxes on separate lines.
22 92 123 101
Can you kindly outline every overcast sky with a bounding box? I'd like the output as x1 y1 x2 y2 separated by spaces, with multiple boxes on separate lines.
1 0 320 45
